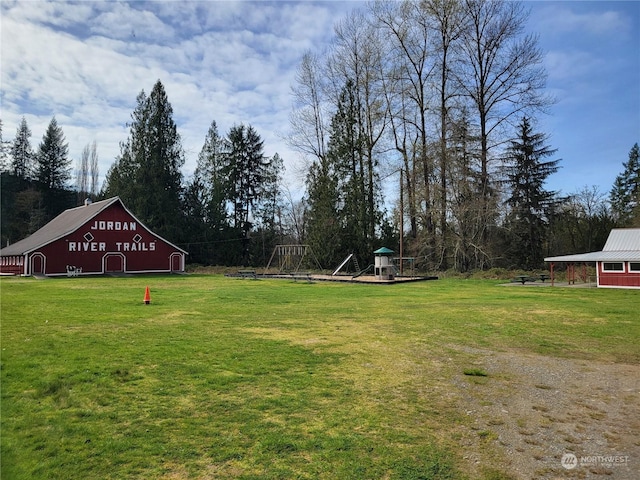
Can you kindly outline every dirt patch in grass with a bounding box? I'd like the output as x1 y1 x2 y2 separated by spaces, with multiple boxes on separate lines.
449 347 639 479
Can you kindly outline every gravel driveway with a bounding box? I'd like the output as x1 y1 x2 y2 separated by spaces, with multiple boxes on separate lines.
452 348 639 479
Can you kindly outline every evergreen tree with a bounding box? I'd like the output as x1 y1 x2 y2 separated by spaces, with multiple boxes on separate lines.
194 120 228 230
224 124 269 265
255 152 284 231
35 117 75 219
610 143 640 226
304 155 341 268
141 80 184 238
326 80 376 262
181 174 211 264
104 90 148 200
184 120 232 264
36 117 70 189
11 117 35 180
502 117 560 269
252 152 286 266
103 80 185 241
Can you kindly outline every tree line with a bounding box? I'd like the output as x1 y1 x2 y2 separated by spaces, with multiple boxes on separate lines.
288 0 637 271
2 0 638 272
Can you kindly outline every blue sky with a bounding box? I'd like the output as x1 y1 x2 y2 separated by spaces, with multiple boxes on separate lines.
1 0 638 201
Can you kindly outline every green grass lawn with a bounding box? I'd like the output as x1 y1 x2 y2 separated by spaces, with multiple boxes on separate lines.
1 275 638 479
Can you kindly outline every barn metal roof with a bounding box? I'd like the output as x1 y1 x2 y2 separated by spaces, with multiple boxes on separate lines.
0 198 119 256
0 197 187 256
545 228 640 263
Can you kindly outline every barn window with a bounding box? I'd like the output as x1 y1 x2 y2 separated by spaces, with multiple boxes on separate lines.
602 262 624 272
629 262 640 272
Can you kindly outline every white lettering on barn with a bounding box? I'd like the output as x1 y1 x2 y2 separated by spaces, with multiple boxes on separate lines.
68 242 107 252
114 242 156 252
68 241 156 253
90 220 136 231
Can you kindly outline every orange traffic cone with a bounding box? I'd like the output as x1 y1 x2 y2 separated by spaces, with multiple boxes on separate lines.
143 286 151 304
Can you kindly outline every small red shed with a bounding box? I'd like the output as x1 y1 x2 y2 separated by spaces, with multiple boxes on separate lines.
545 228 640 289
0 197 187 277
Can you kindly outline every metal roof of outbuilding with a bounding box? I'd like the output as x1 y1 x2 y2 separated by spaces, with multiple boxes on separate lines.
602 228 640 251
544 228 640 263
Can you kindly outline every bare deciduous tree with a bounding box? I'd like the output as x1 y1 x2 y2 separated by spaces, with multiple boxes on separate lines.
76 144 90 202
373 0 434 250
289 52 329 173
76 141 98 203
327 9 388 243
89 141 99 197
457 0 549 195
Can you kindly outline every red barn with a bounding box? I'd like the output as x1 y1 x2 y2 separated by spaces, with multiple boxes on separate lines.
0 197 187 277
545 228 640 289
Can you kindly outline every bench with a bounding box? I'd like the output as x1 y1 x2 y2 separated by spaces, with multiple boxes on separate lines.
238 269 257 279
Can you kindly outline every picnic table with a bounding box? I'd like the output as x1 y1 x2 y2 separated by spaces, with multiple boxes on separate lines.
513 274 550 284
238 269 257 279
290 272 312 283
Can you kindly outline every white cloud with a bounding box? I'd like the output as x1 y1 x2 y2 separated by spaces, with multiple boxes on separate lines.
533 4 631 38
544 49 602 82
3 0 633 200
91 3 175 42
1 0 95 29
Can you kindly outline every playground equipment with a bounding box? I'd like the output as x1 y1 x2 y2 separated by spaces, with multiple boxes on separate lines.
374 247 395 280
332 253 360 276
264 245 322 275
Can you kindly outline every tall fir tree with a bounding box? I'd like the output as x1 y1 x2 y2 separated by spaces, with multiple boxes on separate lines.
223 124 269 265
255 152 284 231
9 117 35 179
184 120 232 264
503 117 560 269
104 90 148 203
326 79 381 263
103 80 185 241
251 152 286 266
35 117 75 219
610 143 640 226
194 120 228 230
304 155 341 268
36 117 70 189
